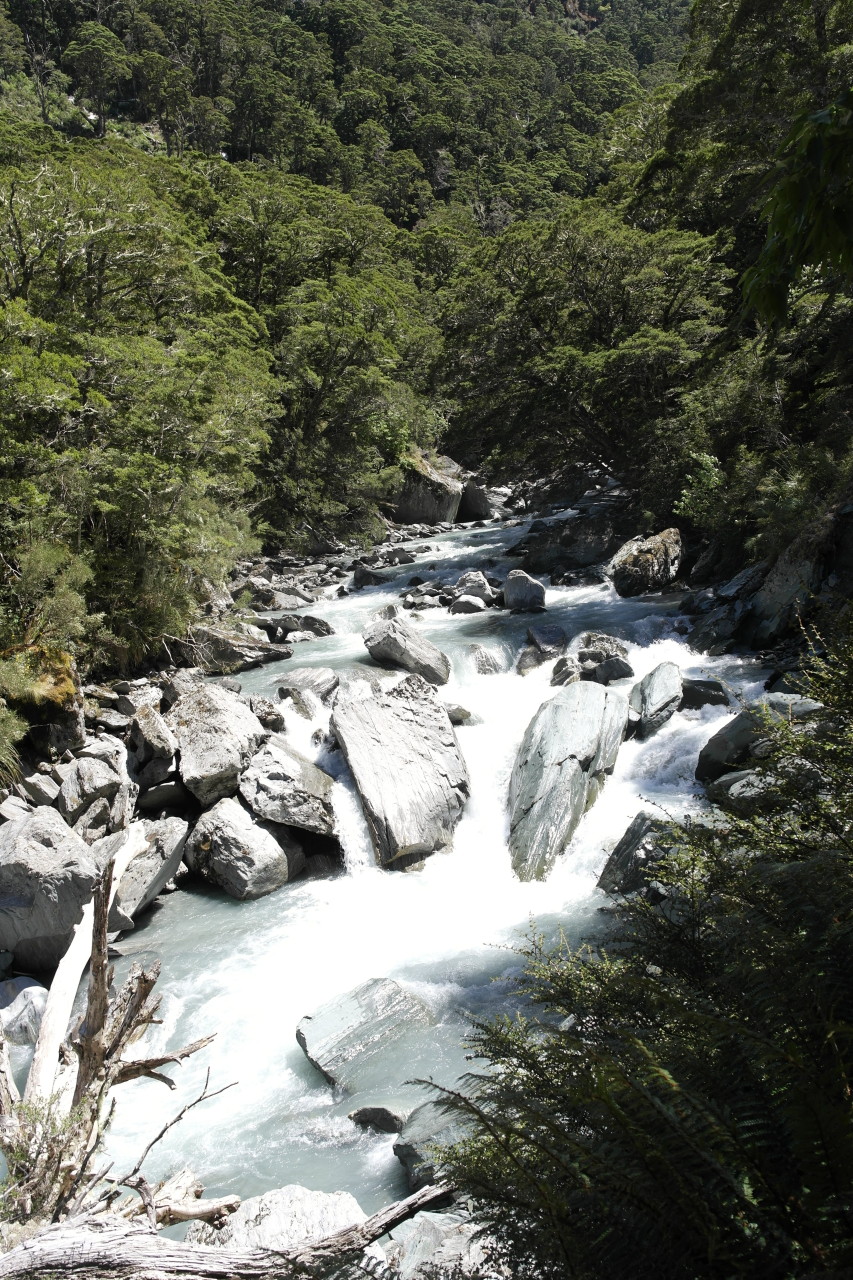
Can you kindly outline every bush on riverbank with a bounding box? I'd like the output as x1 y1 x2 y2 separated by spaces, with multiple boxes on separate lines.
435 628 853 1278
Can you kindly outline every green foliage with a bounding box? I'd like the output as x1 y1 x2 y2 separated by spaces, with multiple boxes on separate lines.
434 629 853 1279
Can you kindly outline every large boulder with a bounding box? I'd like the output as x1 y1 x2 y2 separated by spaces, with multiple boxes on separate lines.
128 704 179 791
452 571 495 603
509 683 628 881
296 977 436 1091
0 808 97 970
184 797 305 900
597 811 672 895
457 477 508 521
331 676 470 869
57 738 137 843
187 1185 369 1251
695 692 822 782
363 616 451 686
608 529 682 597
628 662 683 738
395 453 464 524
187 624 292 674
239 737 335 835
706 768 781 816
95 818 188 929
519 512 621 574
503 570 546 611
0 976 48 1045
165 684 266 807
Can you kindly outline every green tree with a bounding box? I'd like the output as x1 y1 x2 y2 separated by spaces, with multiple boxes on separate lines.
63 21 130 135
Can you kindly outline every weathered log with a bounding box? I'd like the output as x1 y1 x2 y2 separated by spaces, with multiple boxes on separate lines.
0 1182 455 1279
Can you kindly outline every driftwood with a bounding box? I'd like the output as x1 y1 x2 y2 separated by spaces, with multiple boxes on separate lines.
0 1181 455 1279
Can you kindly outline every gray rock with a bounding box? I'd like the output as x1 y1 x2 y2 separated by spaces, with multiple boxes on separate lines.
509 683 628 881
0 808 97 970
591 656 635 685
277 615 334 638
0 976 48 1045
608 529 682 597
187 1184 369 1251
185 797 305 899
385 1210 487 1279
165 685 266 807
449 594 486 615
352 562 391 589
349 1098 416 1133
452 571 495 603
395 453 464 524
695 692 822 782
16 773 60 807
467 644 503 675
503 569 546 611
277 666 340 706
331 676 469 869
296 978 436 1091
0 795 34 824
628 662 683 738
363 617 451 686
187 624 292 674
571 631 629 661
680 677 731 710
94 818 188 928
516 645 548 676
158 667 204 709
57 742 137 843
597 811 672 895
551 655 582 687
239 737 335 835
128 704 179 791
706 769 781 816
394 1101 469 1191
114 684 162 718
442 704 481 727
247 695 287 732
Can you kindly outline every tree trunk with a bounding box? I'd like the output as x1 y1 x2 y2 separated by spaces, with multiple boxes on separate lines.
0 1182 455 1280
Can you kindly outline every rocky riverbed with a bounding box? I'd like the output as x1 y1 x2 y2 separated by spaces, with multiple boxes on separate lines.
1 473 844 1275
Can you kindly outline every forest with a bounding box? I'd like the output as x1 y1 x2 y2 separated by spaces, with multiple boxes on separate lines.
0 1 852 1276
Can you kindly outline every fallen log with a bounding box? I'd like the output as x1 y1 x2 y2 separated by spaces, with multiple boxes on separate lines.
0 1181 455 1279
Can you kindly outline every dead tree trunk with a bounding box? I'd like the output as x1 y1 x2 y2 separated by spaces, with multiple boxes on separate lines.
0 1182 454 1279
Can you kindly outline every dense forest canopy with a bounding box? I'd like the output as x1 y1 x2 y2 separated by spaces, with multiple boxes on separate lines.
0 0 850 673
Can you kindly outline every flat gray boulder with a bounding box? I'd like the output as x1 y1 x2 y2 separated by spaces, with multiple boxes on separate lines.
185 797 305 899
695 692 821 782
509 683 628 881
239 737 335 835
187 623 292 674
93 818 188 929
331 676 469 869
187 1184 368 1250
128 704 178 791
165 684 266 807
57 738 137 843
504 569 546 611
296 977 436 1092
0 808 97 970
363 616 450 686
628 662 683 738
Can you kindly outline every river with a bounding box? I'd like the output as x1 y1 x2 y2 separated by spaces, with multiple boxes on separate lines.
100 514 766 1216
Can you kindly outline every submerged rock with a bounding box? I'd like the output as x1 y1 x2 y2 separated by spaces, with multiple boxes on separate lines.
296 977 437 1091
362 616 451 686
680 677 731 710
185 797 305 899
509 683 628 881
331 676 469 869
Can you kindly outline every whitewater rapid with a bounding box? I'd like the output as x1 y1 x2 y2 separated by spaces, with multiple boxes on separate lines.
101 517 766 1214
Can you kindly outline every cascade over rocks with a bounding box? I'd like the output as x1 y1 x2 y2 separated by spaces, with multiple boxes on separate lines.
628 662 683 738
608 528 682 596
330 675 469 869
509 682 628 881
185 796 305 900
165 684 267 807
296 977 437 1092
362 616 451 686
0 807 97 969
239 736 336 835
